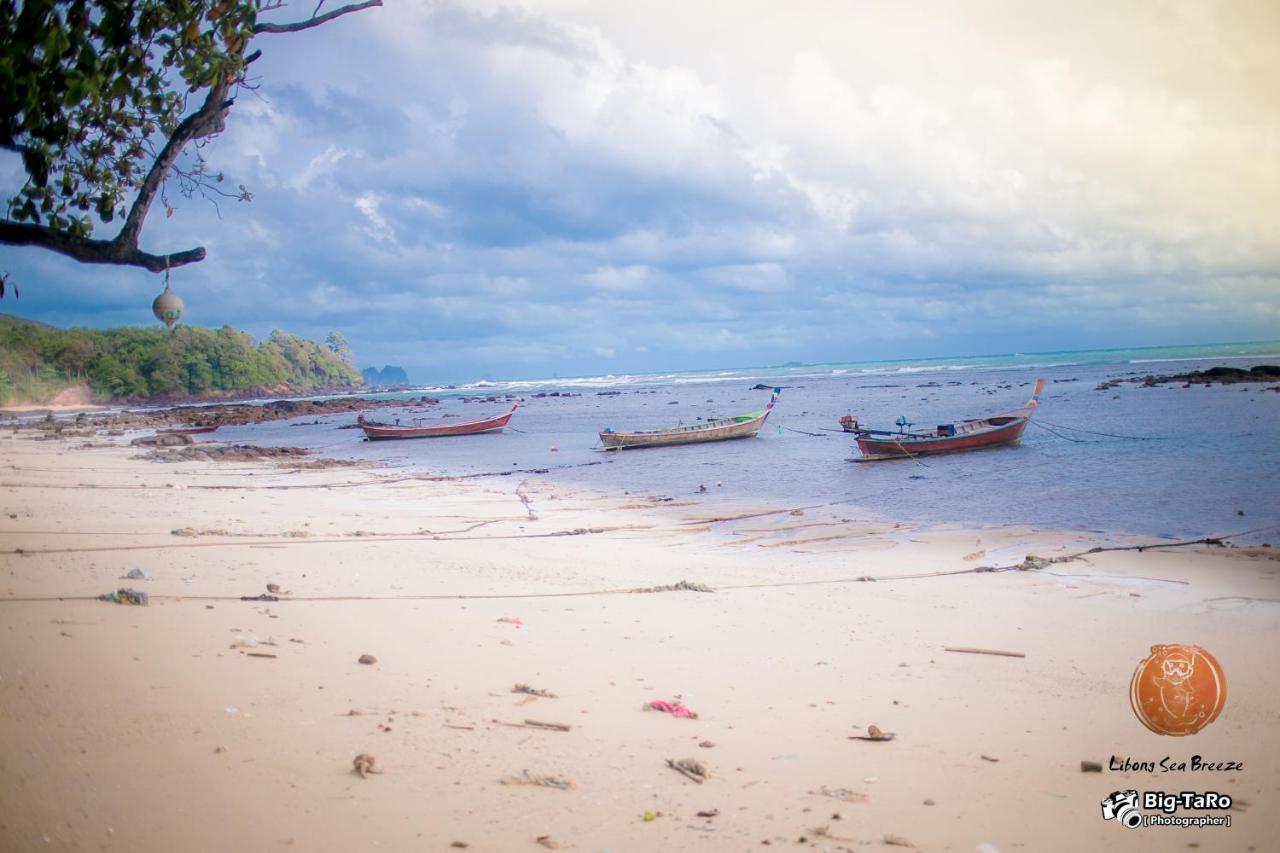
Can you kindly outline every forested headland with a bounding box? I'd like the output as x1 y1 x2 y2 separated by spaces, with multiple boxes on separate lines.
0 315 361 405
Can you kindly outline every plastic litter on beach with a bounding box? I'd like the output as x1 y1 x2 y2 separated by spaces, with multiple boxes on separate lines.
499 770 573 790
358 654 377 665
647 699 698 718
1081 760 1103 772
883 833 915 847
120 568 149 580
496 617 524 625
97 588 148 605
808 786 868 802
535 836 561 849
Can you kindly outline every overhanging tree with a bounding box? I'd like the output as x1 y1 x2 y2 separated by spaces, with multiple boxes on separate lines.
0 0 381 273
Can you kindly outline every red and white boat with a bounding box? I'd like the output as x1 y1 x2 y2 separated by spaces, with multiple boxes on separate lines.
847 379 1044 460
358 402 519 440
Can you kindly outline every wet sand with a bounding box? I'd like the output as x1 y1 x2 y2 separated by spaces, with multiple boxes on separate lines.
1 431 1277 852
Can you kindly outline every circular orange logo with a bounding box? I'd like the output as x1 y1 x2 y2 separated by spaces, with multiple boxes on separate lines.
1130 644 1226 736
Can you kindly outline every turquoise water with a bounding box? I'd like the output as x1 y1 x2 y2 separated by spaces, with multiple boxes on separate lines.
374 340 1280 396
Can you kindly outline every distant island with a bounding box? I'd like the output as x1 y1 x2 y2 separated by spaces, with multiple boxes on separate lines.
361 364 411 387
0 313 361 406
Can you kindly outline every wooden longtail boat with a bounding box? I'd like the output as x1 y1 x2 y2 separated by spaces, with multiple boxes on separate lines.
358 402 519 440
849 379 1044 460
159 424 219 435
599 388 780 450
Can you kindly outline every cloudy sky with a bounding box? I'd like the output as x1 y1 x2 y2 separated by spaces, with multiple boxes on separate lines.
3 0 1278 382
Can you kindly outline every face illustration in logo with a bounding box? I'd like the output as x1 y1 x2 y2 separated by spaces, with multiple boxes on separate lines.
1130 644 1226 736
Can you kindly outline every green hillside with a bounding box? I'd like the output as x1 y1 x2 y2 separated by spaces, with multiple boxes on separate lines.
0 315 361 404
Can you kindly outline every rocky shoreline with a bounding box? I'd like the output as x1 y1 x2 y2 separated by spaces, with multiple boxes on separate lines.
1096 364 1280 391
1 395 441 436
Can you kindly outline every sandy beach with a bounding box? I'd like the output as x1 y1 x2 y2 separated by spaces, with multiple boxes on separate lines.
1 429 1277 852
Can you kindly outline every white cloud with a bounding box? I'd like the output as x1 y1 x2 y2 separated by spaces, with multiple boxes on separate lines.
4 0 1278 381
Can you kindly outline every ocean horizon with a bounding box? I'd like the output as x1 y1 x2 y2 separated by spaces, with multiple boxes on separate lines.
387 339 1280 397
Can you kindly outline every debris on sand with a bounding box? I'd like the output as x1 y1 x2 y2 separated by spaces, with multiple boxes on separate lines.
120 568 150 580
980 754 1000 763
696 809 719 818
698 740 715 748
666 757 709 784
492 719 572 732
352 753 380 778
358 654 377 665
630 580 714 594
449 842 469 849
513 683 557 698
850 724 895 742
809 786 869 802
98 588 148 605
943 646 1026 658
499 770 573 790
535 836 561 849
497 616 524 626
1081 760 1103 773
884 833 915 847
646 699 698 719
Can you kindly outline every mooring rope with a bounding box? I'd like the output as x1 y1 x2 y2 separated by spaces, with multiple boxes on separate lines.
1032 418 1158 441
1 533 1265 605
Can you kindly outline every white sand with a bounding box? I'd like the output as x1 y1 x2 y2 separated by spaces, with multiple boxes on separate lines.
1 432 1276 851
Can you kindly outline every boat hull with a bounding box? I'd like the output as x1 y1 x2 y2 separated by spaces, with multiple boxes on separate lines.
360 405 518 440
852 378 1043 460
854 417 1028 459
599 388 779 450
599 412 770 449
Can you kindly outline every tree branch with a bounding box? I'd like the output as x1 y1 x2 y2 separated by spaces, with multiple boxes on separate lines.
1 0 382 273
253 0 382 35
118 78 232 252
0 221 205 272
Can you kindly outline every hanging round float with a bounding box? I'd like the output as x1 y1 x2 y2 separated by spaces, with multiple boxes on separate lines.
152 260 184 328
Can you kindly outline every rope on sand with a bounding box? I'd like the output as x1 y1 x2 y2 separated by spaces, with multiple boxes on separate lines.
1 533 1261 605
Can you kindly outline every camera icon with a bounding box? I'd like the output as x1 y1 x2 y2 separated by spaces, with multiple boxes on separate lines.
1101 789 1142 829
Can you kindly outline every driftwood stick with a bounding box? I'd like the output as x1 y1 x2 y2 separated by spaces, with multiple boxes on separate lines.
944 646 1026 658
492 719 571 732
523 720 572 731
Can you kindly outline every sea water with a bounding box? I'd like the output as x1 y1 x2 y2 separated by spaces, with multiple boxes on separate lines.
216 342 1280 542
